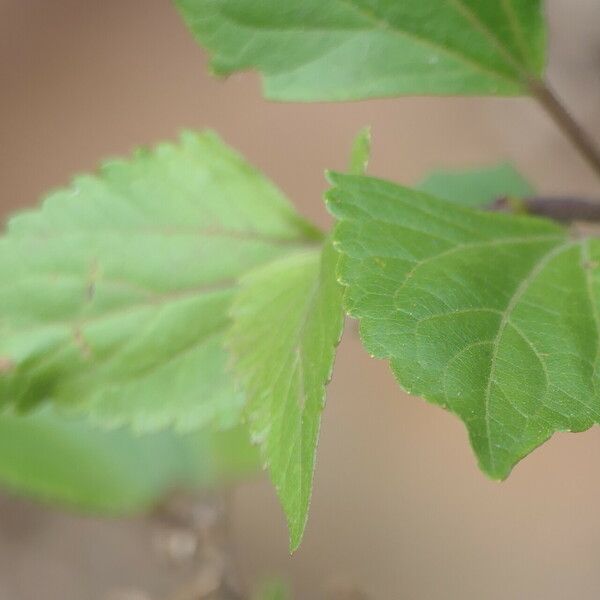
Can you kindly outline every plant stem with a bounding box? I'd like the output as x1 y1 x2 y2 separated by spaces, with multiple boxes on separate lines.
530 80 600 181
490 196 600 222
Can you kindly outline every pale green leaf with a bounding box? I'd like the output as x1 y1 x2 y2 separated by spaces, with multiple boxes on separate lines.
327 173 600 480
175 0 547 101
0 408 259 514
419 163 535 207
348 127 372 176
228 242 344 550
0 131 321 431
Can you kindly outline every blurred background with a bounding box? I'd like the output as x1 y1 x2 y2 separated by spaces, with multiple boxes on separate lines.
1 0 600 598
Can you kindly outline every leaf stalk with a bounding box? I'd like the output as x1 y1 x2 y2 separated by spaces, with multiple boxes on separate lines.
531 80 600 182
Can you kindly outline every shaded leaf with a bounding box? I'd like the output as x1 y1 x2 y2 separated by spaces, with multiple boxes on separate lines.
0 408 258 514
0 131 321 431
327 172 600 479
418 163 534 208
228 243 343 550
175 0 547 100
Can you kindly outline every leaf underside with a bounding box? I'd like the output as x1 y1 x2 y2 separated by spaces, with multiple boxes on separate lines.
0 131 321 432
175 0 547 100
327 173 600 479
228 242 343 550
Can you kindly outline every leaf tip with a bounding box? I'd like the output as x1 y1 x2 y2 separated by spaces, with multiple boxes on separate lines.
348 126 372 176
475 452 515 483
287 520 306 554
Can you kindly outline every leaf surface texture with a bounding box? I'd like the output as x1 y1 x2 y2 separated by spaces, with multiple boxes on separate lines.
229 243 343 549
328 173 600 478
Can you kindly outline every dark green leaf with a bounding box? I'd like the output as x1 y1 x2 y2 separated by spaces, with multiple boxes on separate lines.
327 173 600 479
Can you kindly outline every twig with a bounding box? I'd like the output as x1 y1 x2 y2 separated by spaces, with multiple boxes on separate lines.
490 196 600 222
530 80 600 181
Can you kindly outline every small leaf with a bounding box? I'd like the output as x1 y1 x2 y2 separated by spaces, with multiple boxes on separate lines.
0 131 321 431
174 0 547 101
327 172 600 480
348 127 372 176
0 408 258 514
228 242 344 550
418 163 535 208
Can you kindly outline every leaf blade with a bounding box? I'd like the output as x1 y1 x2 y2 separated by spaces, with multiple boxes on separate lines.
174 0 547 101
228 242 343 550
0 131 320 431
326 173 600 478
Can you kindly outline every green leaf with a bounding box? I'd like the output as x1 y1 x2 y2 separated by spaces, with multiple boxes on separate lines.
228 242 344 550
0 131 321 431
327 172 600 480
418 163 535 208
0 408 259 514
348 127 372 176
174 0 547 101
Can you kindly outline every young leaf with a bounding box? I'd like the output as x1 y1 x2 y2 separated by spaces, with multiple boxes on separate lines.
348 127 372 176
0 408 258 514
0 131 321 431
174 0 547 101
327 173 600 480
228 243 344 550
418 163 535 208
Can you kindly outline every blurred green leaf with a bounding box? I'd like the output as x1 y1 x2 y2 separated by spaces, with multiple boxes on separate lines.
0 131 321 431
419 163 535 207
175 0 547 100
0 408 258 514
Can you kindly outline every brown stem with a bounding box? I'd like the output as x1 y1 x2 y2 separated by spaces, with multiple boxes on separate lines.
490 196 600 222
530 80 600 181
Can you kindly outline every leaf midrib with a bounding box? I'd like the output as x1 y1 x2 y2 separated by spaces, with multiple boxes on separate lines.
3 278 236 342
335 0 526 85
448 0 531 76
499 0 533 68
391 234 565 304
278 261 321 532
482 240 574 474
